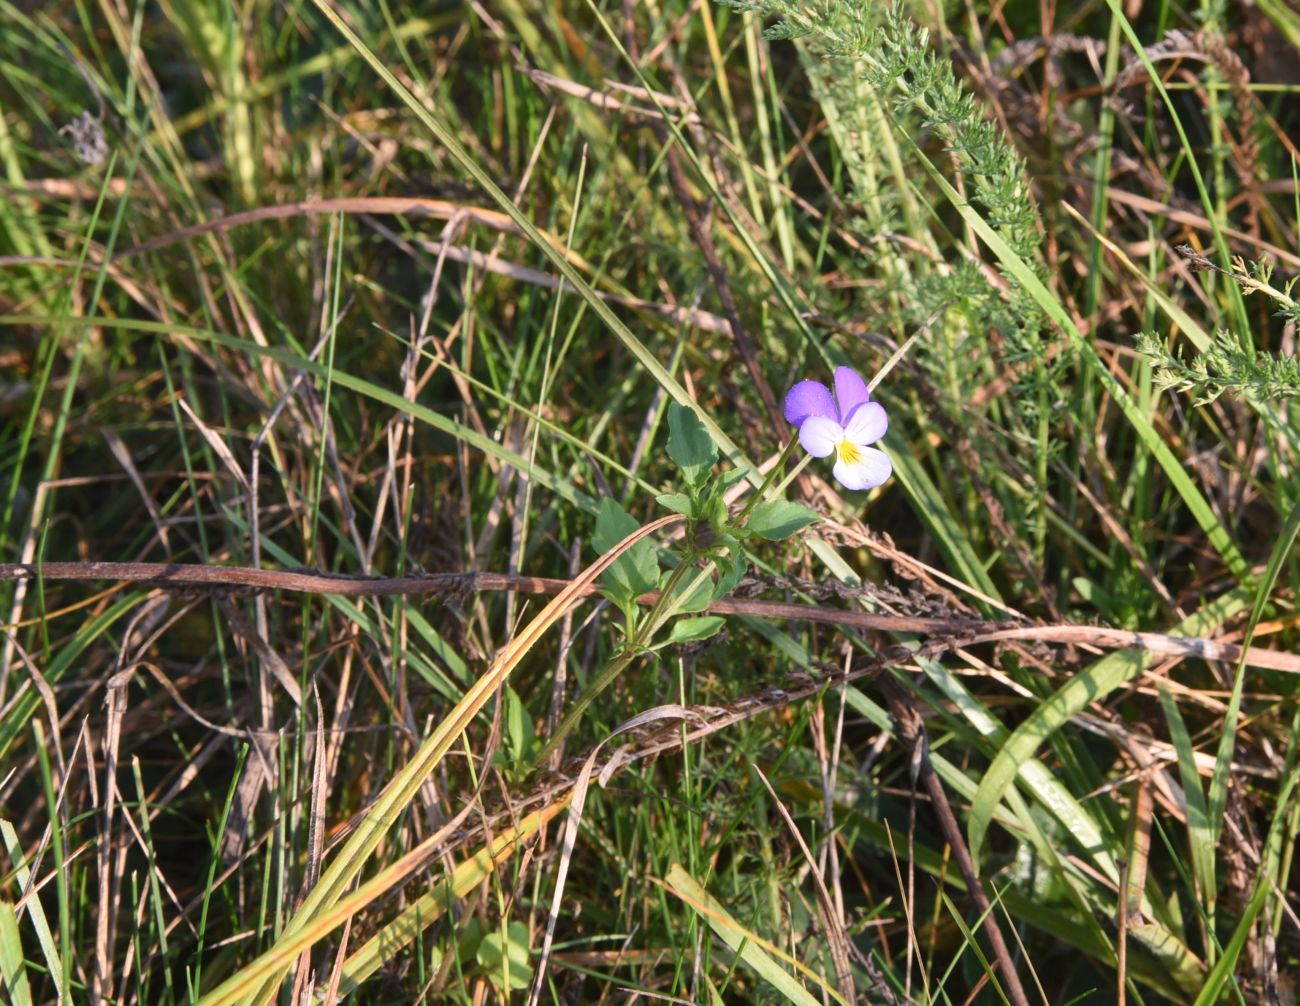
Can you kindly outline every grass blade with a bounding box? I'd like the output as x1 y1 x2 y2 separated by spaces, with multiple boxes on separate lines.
660 863 845 1006
967 589 1251 863
199 516 682 1003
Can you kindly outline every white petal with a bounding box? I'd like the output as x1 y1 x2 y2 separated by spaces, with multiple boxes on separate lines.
832 447 892 491
842 401 887 446
798 416 843 458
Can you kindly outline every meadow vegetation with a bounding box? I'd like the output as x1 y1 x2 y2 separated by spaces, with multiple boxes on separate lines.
1 0 1299 1002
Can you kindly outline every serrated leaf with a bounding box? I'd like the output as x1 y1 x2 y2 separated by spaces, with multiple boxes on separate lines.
667 615 725 645
656 492 695 517
667 403 717 485
745 500 819 541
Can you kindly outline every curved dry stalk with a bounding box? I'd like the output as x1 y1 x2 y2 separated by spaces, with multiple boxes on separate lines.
4 561 1298 673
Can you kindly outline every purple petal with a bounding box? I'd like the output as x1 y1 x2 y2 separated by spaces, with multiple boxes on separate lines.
843 401 887 446
832 447 892 491
833 367 871 424
797 416 842 458
783 380 836 426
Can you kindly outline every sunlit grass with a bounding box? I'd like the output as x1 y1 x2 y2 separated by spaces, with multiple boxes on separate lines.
1 1 1298 1003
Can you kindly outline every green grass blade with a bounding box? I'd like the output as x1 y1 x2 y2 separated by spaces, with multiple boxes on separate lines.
1157 687 1217 943
1206 495 1300 844
0 313 593 512
299 0 758 481
0 821 60 996
0 591 144 762
320 801 566 999
967 589 1252 863
662 863 844 1006
198 517 679 1002
0 899 31 1006
1190 875 1270 1006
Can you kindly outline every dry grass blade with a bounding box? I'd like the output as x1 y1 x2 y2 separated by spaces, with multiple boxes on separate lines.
175 397 251 491
527 705 706 1006
199 514 682 1004
114 196 592 269
6 2 1298 1002
880 677 1031 1006
215 799 570 1005
314 800 569 1000
751 763 856 1002
217 597 303 707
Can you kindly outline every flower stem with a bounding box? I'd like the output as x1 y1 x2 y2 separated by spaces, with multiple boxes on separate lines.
535 435 800 768
534 559 696 766
733 436 801 526
770 452 813 500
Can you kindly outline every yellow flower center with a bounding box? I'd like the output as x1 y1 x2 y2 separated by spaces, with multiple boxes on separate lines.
836 438 862 465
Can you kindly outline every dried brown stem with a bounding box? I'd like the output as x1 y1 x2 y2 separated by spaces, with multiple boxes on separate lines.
880 676 1032 1006
3 561 1298 675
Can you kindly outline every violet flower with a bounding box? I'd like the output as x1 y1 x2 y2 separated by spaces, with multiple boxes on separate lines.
784 366 892 491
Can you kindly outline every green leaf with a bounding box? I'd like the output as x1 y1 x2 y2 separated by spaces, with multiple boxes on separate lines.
593 497 639 552
607 547 659 604
502 687 535 769
477 921 532 991
667 615 726 644
667 402 717 485
456 918 485 963
593 498 660 603
602 550 659 606
705 492 729 528
660 565 714 614
711 535 748 599
718 467 749 491
746 500 819 541
656 492 695 517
